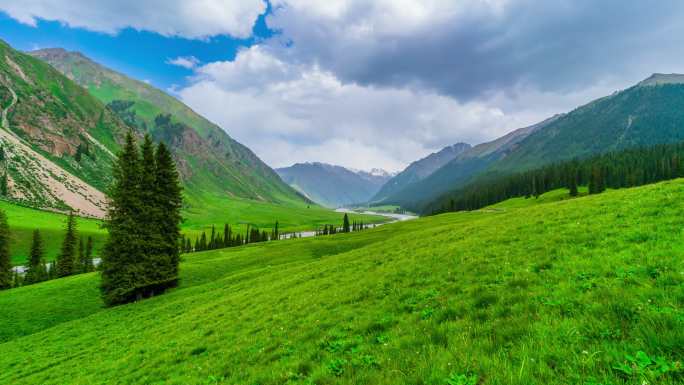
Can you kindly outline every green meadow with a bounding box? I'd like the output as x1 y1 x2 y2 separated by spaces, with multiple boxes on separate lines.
4 197 384 266
0 200 106 265
1 180 683 384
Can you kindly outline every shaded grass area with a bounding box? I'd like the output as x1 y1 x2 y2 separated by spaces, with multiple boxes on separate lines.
1 180 684 384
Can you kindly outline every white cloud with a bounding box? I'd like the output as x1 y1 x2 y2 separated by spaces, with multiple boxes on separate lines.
167 56 200 69
0 0 266 39
178 46 559 172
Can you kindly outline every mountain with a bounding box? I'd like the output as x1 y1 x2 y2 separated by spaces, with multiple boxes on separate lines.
377 117 559 209
385 73 684 212
29 48 308 213
276 162 393 207
0 40 129 217
371 143 471 202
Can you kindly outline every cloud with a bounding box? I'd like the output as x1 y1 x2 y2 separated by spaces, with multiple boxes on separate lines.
0 0 267 39
267 0 684 100
178 46 568 171
166 56 200 69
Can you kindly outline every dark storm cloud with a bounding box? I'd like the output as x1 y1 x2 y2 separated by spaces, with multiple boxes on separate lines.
268 0 684 100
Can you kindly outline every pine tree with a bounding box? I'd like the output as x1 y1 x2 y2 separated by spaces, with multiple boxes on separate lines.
139 134 165 295
76 237 85 273
199 232 207 251
24 229 46 285
85 236 94 272
101 132 144 306
343 214 350 233
0 173 8 196
154 141 182 289
56 212 78 277
0 209 11 289
209 226 216 249
223 224 231 248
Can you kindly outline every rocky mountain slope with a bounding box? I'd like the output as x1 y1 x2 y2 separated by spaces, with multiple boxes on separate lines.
276 162 393 207
0 40 130 216
30 48 308 211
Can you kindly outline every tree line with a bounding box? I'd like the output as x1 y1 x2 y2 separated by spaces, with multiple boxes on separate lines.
429 141 684 214
316 214 369 236
182 221 280 253
0 211 95 289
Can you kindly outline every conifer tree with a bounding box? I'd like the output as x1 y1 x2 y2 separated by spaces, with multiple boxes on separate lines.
209 226 216 249
199 232 207 251
101 132 144 306
0 209 11 289
343 214 350 233
85 236 94 272
76 237 85 273
56 212 78 277
25 229 47 285
154 141 182 289
0 173 7 196
223 224 231 247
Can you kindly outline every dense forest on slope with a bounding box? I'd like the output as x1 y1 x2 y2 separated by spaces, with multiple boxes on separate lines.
426 141 684 214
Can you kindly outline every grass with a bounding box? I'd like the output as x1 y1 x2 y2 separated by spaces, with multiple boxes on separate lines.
1 180 684 384
3 196 386 266
0 200 106 265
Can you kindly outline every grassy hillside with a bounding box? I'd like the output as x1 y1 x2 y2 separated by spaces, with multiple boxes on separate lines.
4 197 384 266
30 48 309 210
386 77 684 212
2 180 684 384
0 200 106 265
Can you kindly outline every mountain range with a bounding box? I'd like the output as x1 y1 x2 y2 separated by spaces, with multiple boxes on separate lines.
377 73 684 212
276 162 393 208
0 40 309 218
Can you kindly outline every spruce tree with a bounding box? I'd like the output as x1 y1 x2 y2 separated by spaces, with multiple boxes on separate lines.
25 229 46 285
139 134 164 295
101 132 144 306
0 209 11 289
223 224 231 248
85 236 94 272
56 212 78 277
154 141 182 288
343 214 350 233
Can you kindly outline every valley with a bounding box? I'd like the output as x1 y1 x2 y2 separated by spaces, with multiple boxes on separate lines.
0 6 683 385
2 180 683 384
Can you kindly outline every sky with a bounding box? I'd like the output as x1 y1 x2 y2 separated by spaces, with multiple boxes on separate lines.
1 1 684 172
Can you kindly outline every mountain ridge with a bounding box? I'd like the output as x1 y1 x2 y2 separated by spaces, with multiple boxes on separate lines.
276 162 393 208
30 47 310 210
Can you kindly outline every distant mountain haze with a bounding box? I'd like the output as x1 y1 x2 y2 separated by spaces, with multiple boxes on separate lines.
276 162 394 208
371 142 471 202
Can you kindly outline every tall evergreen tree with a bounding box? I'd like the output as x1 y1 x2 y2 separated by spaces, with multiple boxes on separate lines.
0 209 11 289
101 132 144 306
56 212 78 277
342 214 350 233
154 141 182 288
25 229 47 285
84 236 94 272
